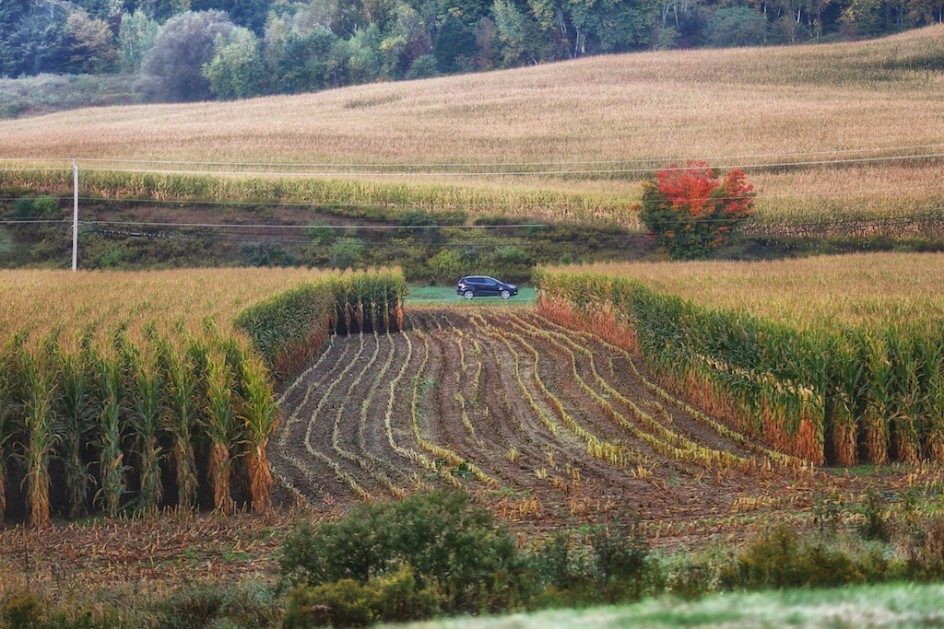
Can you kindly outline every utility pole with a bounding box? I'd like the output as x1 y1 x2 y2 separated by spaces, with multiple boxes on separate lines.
72 160 78 271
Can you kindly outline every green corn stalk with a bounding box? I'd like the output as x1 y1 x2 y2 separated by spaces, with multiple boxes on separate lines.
56 348 96 519
128 351 164 513
238 356 279 514
94 355 127 517
204 353 236 514
909 328 943 460
886 328 921 464
157 339 198 510
918 331 944 462
0 331 29 520
354 273 367 332
864 333 892 464
20 350 59 528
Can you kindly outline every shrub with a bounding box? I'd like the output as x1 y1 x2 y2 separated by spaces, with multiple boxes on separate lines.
636 161 754 259
588 521 656 602
282 565 439 628
528 533 579 590
151 581 278 629
0 593 111 629
718 525 885 589
906 513 944 580
856 489 891 542
279 489 527 614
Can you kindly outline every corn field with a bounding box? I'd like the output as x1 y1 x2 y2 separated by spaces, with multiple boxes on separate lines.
0 268 405 526
535 254 944 467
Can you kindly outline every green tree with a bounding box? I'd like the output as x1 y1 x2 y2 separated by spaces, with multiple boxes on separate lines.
493 0 545 65
567 0 658 54
66 8 118 73
137 10 236 102
191 0 274 33
0 0 30 76
3 0 73 76
705 6 767 47
118 9 160 72
433 13 476 72
204 27 265 98
378 2 433 78
344 24 384 82
266 26 344 92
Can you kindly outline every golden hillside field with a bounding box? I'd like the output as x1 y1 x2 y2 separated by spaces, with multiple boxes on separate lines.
1 26 942 227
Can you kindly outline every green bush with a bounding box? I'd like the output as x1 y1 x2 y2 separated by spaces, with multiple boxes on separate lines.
151 581 278 629
906 513 944 580
279 489 527 614
856 490 891 542
282 565 439 628
588 521 656 602
718 525 889 590
0 593 110 629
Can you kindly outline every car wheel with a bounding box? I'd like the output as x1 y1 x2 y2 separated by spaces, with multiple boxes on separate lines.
500 289 511 299
463 290 475 300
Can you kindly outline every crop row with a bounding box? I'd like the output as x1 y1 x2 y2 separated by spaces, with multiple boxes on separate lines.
0 269 406 526
273 308 777 511
535 267 944 466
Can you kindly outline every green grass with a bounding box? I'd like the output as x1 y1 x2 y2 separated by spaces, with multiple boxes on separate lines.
396 582 944 628
0 73 137 119
406 285 537 305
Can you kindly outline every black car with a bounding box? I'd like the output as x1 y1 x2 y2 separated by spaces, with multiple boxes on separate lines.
456 276 518 300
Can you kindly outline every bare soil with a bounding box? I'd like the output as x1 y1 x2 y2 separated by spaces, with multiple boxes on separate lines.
271 308 944 546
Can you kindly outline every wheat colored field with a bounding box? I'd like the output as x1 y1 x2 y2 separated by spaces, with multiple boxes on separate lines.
1 26 942 227
0 267 329 352
546 252 944 330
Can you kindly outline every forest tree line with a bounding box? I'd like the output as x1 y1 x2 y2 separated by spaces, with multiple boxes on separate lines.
1 0 942 102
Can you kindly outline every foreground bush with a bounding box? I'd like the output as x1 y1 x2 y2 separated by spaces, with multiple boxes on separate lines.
280 489 526 617
282 566 439 628
719 525 898 590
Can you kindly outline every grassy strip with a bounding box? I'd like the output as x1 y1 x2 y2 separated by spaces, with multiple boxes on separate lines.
395 583 944 629
407 286 538 305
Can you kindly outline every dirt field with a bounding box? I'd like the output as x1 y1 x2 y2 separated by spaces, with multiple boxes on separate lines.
271 308 937 547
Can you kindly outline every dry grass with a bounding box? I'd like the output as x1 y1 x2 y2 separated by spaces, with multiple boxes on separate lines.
546 252 944 330
0 26 942 226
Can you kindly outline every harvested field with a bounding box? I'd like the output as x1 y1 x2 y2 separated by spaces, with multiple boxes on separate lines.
271 308 939 546
5 308 944 599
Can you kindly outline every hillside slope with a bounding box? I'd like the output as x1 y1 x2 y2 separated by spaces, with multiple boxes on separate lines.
1 26 942 227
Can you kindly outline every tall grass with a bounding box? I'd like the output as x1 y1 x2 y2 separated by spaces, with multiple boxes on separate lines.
536 253 944 466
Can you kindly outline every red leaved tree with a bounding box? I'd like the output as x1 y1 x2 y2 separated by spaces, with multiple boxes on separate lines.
637 162 755 259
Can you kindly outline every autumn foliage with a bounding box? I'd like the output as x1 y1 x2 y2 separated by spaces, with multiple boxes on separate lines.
637 162 754 259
